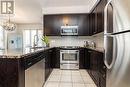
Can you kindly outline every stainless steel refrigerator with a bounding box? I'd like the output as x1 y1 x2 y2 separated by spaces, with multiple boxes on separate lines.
104 0 130 87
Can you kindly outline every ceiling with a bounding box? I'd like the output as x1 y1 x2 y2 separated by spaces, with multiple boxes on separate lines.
1 0 97 24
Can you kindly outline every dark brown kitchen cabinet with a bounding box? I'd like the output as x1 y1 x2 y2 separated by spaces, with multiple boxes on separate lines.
0 59 24 87
44 15 62 36
54 48 60 68
44 14 90 36
89 50 99 86
84 49 90 69
80 48 90 69
78 15 90 36
50 48 60 68
99 73 106 87
89 13 95 35
96 0 107 34
44 50 50 80
89 0 107 35
87 49 106 87
44 49 54 81
79 48 85 69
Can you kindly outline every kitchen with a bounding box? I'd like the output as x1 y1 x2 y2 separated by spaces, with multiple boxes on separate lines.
0 0 130 87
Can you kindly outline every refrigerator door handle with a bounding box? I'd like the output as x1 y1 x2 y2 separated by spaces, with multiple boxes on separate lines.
104 0 112 34
104 35 117 69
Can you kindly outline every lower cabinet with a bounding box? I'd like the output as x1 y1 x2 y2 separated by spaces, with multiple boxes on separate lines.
79 48 90 69
54 48 60 68
0 59 22 87
45 48 60 81
44 49 53 81
87 49 106 87
99 73 106 87
79 48 85 69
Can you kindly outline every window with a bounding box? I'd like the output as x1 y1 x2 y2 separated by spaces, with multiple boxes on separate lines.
23 29 43 49
0 26 4 50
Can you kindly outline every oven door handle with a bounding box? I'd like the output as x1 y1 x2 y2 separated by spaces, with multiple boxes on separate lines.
60 50 79 53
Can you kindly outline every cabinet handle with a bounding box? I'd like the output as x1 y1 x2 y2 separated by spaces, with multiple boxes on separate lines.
28 62 32 66
103 66 106 69
94 32 96 34
103 74 106 78
49 50 52 52
88 51 92 53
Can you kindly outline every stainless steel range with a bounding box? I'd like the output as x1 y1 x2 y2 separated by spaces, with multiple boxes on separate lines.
60 46 79 70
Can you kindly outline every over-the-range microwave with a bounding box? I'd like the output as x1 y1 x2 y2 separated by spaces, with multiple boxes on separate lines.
60 26 78 35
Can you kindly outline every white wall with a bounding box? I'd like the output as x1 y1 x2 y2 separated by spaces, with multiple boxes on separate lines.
42 6 90 14
42 0 98 14
17 23 43 33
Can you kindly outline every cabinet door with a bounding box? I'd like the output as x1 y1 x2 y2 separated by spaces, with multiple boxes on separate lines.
48 49 53 73
92 51 99 85
78 14 90 36
89 0 107 35
79 49 85 69
50 48 60 68
50 48 55 68
89 50 100 86
55 48 60 68
44 51 50 80
89 13 94 35
84 49 90 69
44 15 62 36
96 0 107 34
99 73 106 87
92 8 97 35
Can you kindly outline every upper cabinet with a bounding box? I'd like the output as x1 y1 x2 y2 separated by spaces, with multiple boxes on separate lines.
43 0 107 36
44 14 90 36
44 15 62 36
89 0 107 35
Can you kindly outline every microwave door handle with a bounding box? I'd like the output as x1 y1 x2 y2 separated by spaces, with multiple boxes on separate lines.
104 0 112 35
104 35 117 69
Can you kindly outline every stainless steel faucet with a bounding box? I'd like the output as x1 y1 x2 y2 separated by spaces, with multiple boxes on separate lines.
33 35 39 47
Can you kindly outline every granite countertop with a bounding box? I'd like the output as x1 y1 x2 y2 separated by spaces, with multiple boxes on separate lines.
83 47 104 53
0 47 54 59
0 46 104 59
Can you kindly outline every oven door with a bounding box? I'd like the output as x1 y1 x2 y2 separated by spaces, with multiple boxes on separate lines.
60 50 79 64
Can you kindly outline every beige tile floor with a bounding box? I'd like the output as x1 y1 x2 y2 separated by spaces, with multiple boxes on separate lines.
44 69 97 87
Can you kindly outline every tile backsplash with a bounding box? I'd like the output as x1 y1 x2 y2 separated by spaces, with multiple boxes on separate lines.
48 32 104 48
48 36 92 47
92 32 104 48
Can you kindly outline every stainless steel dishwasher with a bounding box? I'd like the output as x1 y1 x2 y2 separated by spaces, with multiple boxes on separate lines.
25 58 45 87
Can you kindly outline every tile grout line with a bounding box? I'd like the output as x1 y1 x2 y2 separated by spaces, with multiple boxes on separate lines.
79 69 87 87
58 69 62 87
71 70 73 87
